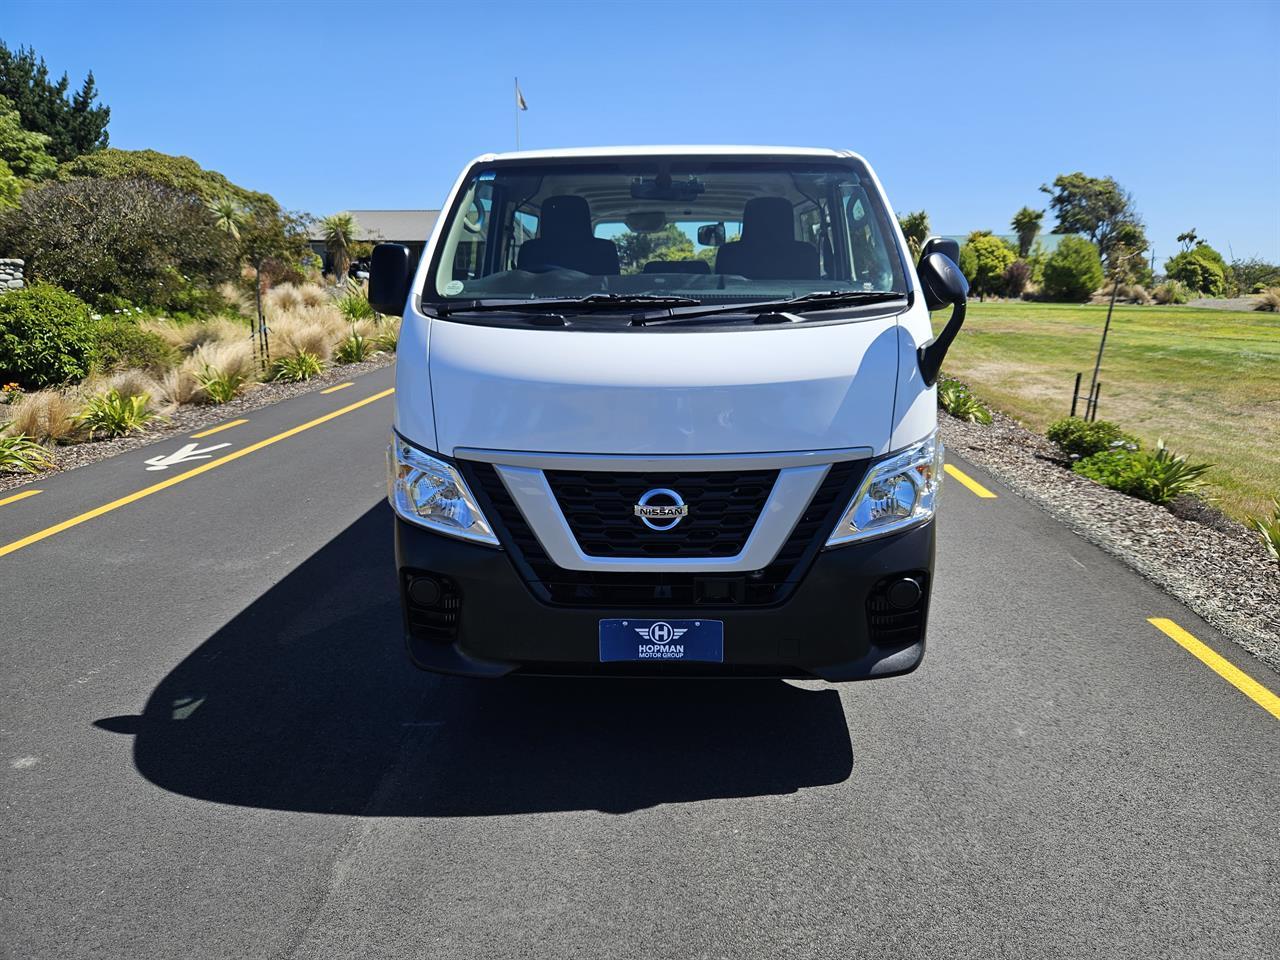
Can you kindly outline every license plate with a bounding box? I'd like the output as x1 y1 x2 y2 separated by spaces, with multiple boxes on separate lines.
599 618 724 663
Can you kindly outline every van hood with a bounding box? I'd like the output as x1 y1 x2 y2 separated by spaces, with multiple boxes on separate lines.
425 316 907 457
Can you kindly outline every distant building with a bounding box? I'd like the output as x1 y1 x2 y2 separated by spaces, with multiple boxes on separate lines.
309 210 440 275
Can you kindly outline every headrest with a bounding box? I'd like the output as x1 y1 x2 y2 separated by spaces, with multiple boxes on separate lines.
540 195 593 240
741 197 795 243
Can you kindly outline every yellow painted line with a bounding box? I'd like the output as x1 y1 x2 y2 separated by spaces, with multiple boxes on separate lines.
944 463 997 498
321 382 355 395
0 388 394 559
191 418 248 439
0 489 42 508
1149 618 1280 721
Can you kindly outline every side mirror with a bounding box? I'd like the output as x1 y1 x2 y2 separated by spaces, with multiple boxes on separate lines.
918 236 960 267
369 243 411 316
915 251 969 386
697 222 726 246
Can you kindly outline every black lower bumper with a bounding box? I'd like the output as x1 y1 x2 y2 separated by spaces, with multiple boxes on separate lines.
394 518 934 682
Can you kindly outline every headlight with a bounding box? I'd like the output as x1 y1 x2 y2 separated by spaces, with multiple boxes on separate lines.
826 432 944 546
387 437 498 546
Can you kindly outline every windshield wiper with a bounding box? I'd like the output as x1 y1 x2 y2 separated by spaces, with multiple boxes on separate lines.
631 289 906 326
436 293 701 315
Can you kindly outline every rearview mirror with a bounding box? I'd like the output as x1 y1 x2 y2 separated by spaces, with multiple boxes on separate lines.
915 250 969 386
697 223 725 246
369 243 411 316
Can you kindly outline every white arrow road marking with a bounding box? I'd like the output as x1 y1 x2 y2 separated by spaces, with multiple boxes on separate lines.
144 441 232 471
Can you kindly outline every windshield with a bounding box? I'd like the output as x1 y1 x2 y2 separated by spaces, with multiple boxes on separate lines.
425 156 908 310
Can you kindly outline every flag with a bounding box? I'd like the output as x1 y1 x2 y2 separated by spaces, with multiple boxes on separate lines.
516 83 528 111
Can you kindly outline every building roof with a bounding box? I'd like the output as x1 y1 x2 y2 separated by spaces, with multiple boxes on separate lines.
309 210 439 243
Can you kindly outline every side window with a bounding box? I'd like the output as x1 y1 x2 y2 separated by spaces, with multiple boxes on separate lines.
450 183 492 281
842 185 894 289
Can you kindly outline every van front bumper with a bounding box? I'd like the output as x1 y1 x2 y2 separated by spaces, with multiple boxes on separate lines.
394 517 934 682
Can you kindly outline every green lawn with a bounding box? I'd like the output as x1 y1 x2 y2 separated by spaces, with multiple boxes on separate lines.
933 301 1280 522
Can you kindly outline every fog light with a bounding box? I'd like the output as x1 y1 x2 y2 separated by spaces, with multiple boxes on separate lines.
886 576 923 610
408 576 443 607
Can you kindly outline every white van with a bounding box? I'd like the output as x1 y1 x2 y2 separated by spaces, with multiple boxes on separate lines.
373 146 968 681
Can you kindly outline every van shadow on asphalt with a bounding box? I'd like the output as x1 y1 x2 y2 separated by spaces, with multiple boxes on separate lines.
95 503 853 816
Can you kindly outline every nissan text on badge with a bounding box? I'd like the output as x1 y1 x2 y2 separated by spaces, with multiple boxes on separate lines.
374 146 969 681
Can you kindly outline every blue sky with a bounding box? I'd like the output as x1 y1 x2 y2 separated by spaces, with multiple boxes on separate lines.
6 0 1279 261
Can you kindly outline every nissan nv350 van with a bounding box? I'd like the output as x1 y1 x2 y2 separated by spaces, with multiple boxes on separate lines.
373 146 968 681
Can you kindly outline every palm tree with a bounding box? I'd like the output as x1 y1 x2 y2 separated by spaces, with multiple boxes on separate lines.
1011 207 1044 258
207 196 248 241
320 212 360 281
897 210 930 259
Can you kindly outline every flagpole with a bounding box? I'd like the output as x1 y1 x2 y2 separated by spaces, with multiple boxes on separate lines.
515 76 520 150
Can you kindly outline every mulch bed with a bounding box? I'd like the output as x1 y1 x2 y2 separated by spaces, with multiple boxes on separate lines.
939 410 1279 670
1 355 394 495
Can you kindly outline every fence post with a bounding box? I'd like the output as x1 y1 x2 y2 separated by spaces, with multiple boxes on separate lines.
1070 372 1082 417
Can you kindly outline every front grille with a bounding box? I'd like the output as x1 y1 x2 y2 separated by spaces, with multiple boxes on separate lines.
461 459 866 608
544 469 776 558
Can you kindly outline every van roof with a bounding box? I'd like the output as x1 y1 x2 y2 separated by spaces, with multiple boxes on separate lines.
478 145 863 162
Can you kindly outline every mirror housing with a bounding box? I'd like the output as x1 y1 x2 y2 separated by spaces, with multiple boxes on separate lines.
369 243 412 316
697 222 726 246
915 250 969 387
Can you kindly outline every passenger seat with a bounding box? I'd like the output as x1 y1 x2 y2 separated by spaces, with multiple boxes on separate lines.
715 197 819 280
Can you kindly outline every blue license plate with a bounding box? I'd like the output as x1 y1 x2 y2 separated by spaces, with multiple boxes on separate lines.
599 618 724 663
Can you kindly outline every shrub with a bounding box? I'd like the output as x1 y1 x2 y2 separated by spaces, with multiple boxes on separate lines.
265 283 303 313
1152 280 1191 305
93 318 177 374
335 332 374 364
957 233 1017 299
269 351 324 382
145 315 248 355
270 306 345 360
337 280 376 321
1227 258 1280 296
76 388 160 438
3 388 79 442
1041 236 1104 301
1255 288 1280 312
0 283 98 387
159 367 200 406
1247 500 1280 563
197 367 247 404
0 432 54 473
1046 417 1138 460
1164 246 1226 296
1073 441 1211 505
1002 260 1031 298
937 378 993 424
99 369 162 406
374 317 400 353
1099 281 1150 304
0 177 236 312
188 340 256 403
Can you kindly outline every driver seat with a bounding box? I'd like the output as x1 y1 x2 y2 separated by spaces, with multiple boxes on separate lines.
517 195 620 276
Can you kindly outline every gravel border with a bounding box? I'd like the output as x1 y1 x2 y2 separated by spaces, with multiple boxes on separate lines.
939 410 1279 670
1 355 395 494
